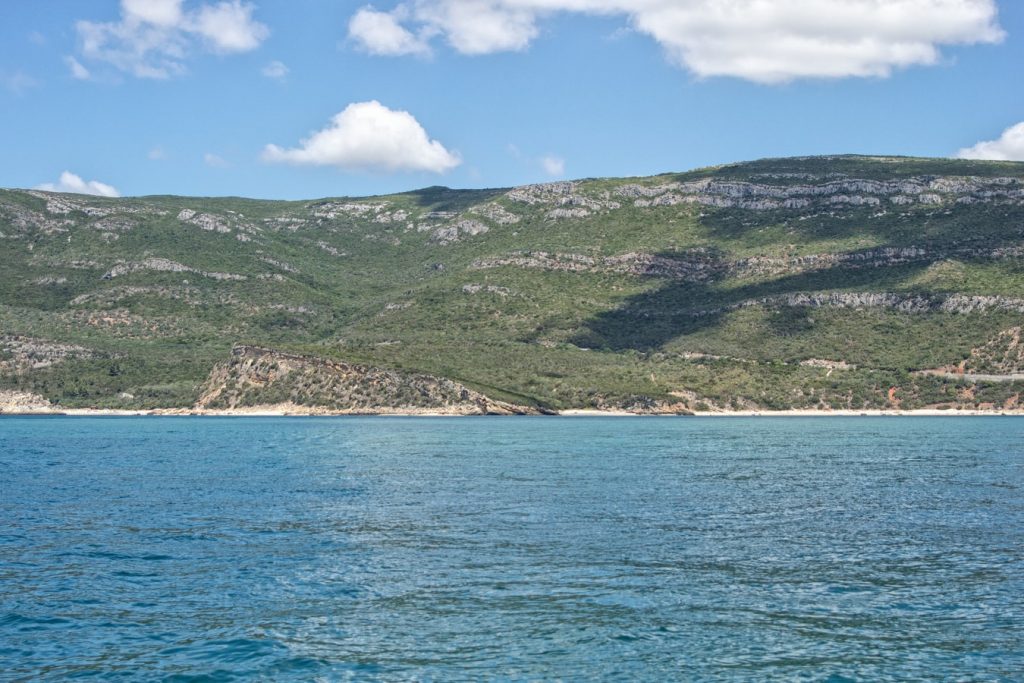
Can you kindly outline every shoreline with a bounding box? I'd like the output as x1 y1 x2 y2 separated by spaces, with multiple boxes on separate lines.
3 407 1023 417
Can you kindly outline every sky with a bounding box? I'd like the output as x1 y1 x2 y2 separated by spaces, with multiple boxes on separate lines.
1 0 1023 200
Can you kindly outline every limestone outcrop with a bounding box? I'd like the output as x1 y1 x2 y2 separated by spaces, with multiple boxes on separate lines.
195 345 541 414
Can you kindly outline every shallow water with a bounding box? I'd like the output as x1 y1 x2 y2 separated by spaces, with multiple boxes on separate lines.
1 416 1022 680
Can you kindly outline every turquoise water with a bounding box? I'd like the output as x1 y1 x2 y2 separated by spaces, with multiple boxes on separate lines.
1 416 1022 681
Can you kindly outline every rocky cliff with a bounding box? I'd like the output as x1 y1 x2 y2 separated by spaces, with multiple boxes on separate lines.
195 346 541 415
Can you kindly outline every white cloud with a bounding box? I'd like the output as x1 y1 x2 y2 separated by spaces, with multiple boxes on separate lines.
956 122 1024 161
541 154 565 176
122 0 184 27
75 0 268 79
349 6 430 56
0 69 38 94
204 152 229 167
66 56 91 80
148 146 167 160
191 0 268 52
262 60 289 79
347 0 1003 83
262 100 461 173
413 0 539 55
36 171 120 197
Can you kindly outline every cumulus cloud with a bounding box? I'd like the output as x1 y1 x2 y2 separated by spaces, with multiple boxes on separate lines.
541 155 565 176
36 171 120 197
66 56 91 80
956 122 1024 161
75 0 268 79
262 101 461 173
262 60 289 79
204 152 229 167
349 6 430 56
347 0 1003 83
122 0 184 27
191 0 268 52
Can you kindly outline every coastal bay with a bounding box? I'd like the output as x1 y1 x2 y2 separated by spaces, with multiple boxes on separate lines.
3 416 1021 680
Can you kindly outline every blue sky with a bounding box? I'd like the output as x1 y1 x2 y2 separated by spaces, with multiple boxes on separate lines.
2 0 1023 199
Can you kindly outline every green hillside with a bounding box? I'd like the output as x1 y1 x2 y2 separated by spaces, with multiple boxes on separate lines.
3 155 1024 412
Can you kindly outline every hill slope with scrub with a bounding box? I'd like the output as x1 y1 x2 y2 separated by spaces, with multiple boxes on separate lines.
3 155 1024 413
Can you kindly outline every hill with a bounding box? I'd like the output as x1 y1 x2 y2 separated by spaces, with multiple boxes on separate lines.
3 155 1024 413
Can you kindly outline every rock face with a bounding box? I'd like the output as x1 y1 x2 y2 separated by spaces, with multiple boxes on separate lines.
473 249 722 281
614 176 1024 210
178 209 231 233
0 390 53 413
703 292 1024 317
471 203 521 225
475 243 1024 283
195 345 540 414
102 258 247 281
430 220 490 245
505 182 621 219
0 335 99 372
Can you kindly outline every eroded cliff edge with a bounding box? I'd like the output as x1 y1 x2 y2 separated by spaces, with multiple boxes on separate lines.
194 345 544 415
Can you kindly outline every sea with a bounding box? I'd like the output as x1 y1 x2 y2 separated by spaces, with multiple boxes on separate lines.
1 416 1022 681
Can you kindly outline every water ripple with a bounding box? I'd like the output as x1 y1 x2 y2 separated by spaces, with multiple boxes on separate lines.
1 416 1021 680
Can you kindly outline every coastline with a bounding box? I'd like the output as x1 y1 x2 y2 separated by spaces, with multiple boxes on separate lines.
4 389 1022 417
3 406 1023 417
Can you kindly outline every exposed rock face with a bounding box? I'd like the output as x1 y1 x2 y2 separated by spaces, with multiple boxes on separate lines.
0 335 99 371
259 256 299 274
602 251 721 279
195 345 540 414
615 176 1024 211
472 249 722 282
430 220 490 245
310 201 389 218
91 217 137 233
507 182 580 205
0 200 73 235
24 191 115 217
265 216 310 231
0 390 54 413
475 242 1024 282
102 258 247 281
618 292 1024 320
506 181 620 219
178 208 260 236
68 285 238 308
473 252 598 273
471 203 521 225
178 209 231 233
546 207 591 220
733 246 933 277
372 209 409 224
736 293 1024 316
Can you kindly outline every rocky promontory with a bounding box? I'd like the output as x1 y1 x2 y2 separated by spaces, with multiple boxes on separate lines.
195 346 543 415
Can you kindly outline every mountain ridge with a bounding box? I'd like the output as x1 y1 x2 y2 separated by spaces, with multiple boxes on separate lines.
3 155 1024 413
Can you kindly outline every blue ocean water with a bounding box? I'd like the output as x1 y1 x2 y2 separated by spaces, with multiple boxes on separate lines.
0 416 1022 681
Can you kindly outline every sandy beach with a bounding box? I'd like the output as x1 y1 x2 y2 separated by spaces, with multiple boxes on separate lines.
4 405 1023 417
